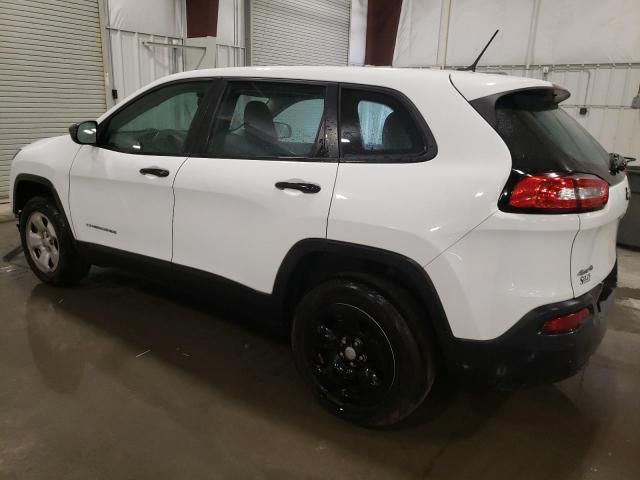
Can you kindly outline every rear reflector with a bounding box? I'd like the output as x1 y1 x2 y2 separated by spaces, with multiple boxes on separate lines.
508 174 609 213
541 308 590 334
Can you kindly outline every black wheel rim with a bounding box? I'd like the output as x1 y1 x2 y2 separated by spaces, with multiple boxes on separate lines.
305 302 396 408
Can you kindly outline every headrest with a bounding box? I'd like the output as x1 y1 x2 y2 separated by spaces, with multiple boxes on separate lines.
244 101 276 140
382 112 411 151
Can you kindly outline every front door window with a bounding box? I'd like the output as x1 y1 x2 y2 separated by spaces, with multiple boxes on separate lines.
101 82 210 155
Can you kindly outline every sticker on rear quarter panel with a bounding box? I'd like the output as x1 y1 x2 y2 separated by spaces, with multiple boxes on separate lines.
577 265 593 285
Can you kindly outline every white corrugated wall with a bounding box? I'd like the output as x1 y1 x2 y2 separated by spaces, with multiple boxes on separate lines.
105 0 186 103
107 29 185 102
0 0 107 199
249 0 351 66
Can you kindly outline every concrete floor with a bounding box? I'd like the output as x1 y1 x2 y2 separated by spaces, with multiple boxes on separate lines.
1 221 639 480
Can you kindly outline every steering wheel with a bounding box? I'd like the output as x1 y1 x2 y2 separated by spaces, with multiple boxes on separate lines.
137 128 161 151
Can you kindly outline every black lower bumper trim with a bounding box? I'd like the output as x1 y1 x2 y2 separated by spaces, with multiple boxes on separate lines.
449 264 617 385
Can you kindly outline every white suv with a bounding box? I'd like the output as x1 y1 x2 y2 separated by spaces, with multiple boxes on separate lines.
9 67 630 427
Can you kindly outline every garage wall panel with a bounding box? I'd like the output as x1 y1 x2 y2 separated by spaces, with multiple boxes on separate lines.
109 0 184 37
446 0 534 66
108 29 184 102
249 0 350 66
393 0 440 67
477 64 640 164
534 0 639 65
0 0 107 198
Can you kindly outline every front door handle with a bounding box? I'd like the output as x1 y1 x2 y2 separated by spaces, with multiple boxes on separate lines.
275 182 321 194
140 167 170 178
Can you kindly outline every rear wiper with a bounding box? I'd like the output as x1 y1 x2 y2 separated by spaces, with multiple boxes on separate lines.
610 153 636 174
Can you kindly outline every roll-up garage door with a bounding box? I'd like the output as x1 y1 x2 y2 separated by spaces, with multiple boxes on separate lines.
249 0 350 66
0 0 106 198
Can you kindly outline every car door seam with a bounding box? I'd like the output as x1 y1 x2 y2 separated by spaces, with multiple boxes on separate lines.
66 144 86 238
325 163 340 238
170 156 191 263
569 214 581 298
422 209 500 269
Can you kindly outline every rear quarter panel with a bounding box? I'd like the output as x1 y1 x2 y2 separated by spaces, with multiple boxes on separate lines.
328 73 513 266
328 71 584 341
426 212 579 340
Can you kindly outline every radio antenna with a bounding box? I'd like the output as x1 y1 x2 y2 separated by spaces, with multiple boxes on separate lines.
459 29 499 72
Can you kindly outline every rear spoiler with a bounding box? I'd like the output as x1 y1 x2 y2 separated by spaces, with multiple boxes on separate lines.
552 83 570 103
467 86 570 129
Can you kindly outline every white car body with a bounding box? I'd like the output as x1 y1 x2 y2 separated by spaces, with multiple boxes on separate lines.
10 66 629 388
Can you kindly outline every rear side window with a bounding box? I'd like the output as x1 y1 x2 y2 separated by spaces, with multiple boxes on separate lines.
340 88 426 158
489 90 613 182
208 82 326 158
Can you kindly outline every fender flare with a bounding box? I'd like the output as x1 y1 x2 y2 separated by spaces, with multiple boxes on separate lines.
272 238 454 349
13 173 68 223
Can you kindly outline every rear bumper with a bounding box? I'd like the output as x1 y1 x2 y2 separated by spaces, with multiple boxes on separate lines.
448 265 617 385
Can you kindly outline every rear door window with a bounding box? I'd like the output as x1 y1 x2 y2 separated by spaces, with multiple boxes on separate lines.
274 99 325 146
339 88 427 158
207 82 326 158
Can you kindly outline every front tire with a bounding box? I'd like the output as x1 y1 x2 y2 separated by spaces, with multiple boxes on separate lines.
292 278 436 427
20 196 89 286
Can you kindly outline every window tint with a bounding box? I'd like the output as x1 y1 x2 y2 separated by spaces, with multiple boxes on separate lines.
340 88 424 157
493 90 614 183
230 95 268 130
208 82 326 158
275 99 325 144
102 82 209 155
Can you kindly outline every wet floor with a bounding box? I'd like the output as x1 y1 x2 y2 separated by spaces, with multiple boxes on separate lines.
1 221 639 480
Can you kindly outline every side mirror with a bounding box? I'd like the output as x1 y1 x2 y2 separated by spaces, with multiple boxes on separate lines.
69 121 98 145
274 122 292 140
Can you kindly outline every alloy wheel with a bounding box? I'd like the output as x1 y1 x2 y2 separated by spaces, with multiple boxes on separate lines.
26 211 60 273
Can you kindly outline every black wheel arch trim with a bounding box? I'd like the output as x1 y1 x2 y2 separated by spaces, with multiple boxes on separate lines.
272 238 454 347
13 174 68 221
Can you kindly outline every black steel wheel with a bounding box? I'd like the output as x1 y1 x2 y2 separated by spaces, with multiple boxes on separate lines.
292 277 436 427
307 301 397 408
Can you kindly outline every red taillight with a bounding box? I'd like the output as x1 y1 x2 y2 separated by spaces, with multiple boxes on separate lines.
541 308 590 335
508 174 609 213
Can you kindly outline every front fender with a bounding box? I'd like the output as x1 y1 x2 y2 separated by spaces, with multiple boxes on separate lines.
10 135 82 234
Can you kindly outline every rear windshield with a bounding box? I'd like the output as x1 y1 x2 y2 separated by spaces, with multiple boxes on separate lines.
475 89 616 184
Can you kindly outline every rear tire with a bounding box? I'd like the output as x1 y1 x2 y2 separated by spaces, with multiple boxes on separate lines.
19 196 90 286
292 277 436 427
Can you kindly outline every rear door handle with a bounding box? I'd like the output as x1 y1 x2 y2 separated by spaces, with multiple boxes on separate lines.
275 182 321 194
140 167 170 178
